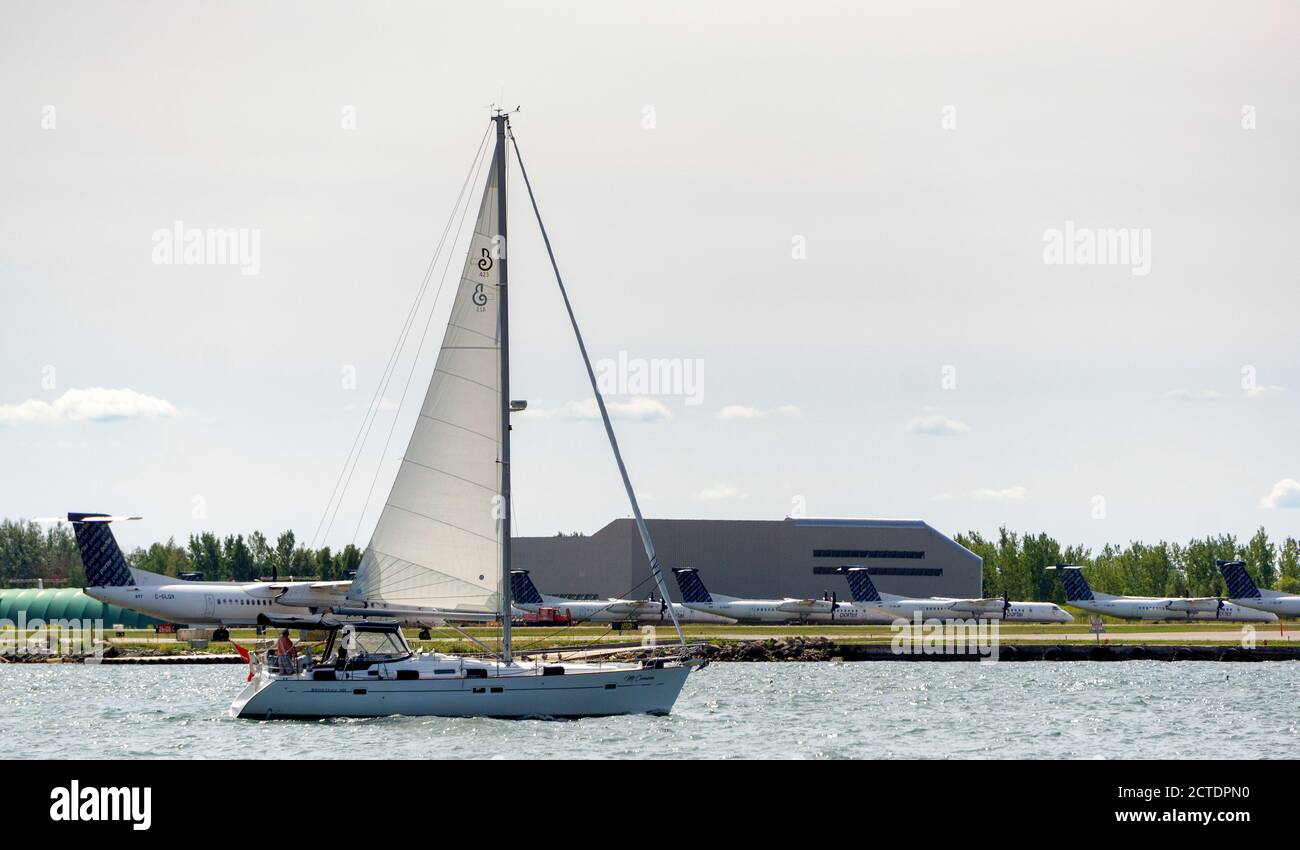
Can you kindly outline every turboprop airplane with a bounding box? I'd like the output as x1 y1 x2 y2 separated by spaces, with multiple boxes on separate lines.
62 513 490 635
510 570 736 625
1049 564 1276 622
643 593 738 625
841 566 1073 623
1217 559 1300 617
671 567 880 624
510 569 660 624
63 513 353 634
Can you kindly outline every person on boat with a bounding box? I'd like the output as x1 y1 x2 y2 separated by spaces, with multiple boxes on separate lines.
275 630 297 672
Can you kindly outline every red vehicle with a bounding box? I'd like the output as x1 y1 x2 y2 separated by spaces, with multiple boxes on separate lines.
519 607 574 627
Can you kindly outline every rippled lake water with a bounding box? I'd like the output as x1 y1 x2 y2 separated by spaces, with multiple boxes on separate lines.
3 661 1297 759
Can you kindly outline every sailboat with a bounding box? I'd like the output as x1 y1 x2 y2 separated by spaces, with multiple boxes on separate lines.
230 111 701 719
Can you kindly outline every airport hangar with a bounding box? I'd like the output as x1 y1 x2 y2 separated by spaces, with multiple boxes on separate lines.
514 517 982 603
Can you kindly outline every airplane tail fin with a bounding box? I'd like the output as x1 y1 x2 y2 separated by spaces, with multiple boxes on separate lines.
1217 560 1261 600
509 569 545 606
672 568 712 604
1050 565 1094 602
68 512 136 588
842 567 881 603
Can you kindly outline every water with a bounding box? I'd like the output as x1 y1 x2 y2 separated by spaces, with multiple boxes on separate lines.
3 662 1297 759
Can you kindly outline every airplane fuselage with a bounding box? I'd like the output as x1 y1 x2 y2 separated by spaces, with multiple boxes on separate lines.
514 596 658 623
1069 596 1276 622
860 594 1068 623
1003 602 1074 623
1226 593 1300 617
683 596 881 624
85 574 347 626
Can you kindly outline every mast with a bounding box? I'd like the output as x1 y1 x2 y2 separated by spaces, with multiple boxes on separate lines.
494 111 513 664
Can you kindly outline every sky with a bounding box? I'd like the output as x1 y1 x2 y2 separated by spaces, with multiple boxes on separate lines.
1 1 1297 554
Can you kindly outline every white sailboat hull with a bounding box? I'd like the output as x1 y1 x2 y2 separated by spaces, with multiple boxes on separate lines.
231 658 694 720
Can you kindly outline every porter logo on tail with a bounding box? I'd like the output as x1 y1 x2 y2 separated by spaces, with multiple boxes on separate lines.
49 780 151 830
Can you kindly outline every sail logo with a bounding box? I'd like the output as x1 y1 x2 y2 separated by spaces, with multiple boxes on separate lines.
49 780 151 830
151 220 261 276
595 351 705 406
1042 220 1151 276
473 244 497 309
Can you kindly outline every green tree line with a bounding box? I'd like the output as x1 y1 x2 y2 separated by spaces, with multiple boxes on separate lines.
2 517 1298 601
956 526 1300 602
0 519 361 587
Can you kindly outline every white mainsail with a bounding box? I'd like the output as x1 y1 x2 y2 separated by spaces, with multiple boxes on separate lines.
348 159 503 614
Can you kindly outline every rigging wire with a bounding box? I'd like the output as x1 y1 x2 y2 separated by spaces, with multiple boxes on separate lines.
507 120 687 647
507 572 663 656
309 124 492 550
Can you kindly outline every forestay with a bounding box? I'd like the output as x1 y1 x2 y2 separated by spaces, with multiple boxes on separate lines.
348 159 504 614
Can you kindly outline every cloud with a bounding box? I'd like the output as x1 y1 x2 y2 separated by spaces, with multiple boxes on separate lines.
523 396 672 422
1245 385 1286 401
1259 478 1300 509
1162 389 1223 402
929 492 954 502
905 414 971 436
716 404 801 421
0 388 180 424
971 485 1028 502
695 483 741 501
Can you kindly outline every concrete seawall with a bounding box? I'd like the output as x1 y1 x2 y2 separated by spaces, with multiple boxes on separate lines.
8 640 1299 664
681 638 1300 662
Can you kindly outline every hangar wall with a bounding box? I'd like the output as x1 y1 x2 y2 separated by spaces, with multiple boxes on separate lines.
514 517 982 602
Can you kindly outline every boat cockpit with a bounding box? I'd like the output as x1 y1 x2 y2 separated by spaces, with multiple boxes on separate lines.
320 621 412 671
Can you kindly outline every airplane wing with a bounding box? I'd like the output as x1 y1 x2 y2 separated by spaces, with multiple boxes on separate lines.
943 598 1004 615
776 599 834 613
249 581 353 599
309 581 353 595
1164 597 1221 612
603 600 653 615
246 584 289 599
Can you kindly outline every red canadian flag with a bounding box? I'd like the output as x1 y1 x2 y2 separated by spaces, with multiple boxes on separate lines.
233 641 253 681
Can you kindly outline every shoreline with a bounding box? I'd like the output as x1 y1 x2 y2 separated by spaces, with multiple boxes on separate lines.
7 638 1299 664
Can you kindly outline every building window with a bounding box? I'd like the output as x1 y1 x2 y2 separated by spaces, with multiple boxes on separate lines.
812 549 925 559
813 566 942 577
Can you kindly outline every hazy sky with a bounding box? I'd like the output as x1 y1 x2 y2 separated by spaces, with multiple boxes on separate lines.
2 1 1297 553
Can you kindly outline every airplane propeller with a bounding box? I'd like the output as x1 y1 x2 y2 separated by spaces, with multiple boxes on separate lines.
1003 591 1011 619
822 590 840 621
